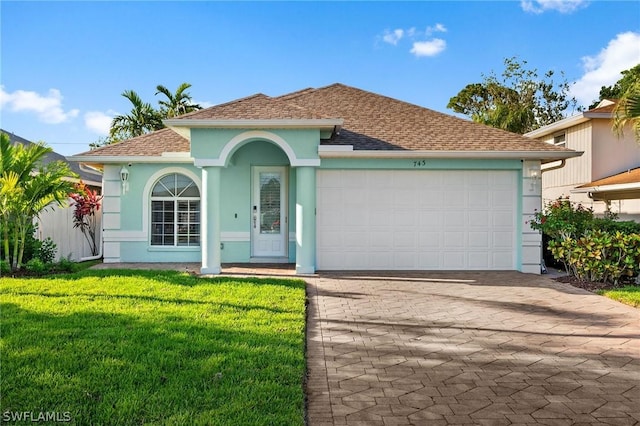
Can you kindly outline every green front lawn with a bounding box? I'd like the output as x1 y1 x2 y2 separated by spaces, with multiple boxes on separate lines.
0 270 307 425
597 285 640 308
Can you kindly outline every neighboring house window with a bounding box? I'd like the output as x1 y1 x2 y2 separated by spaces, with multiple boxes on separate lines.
553 133 566 147
150 173 200 246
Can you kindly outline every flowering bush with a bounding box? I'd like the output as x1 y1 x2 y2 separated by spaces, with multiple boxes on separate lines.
530 197 640 284
70 182 102 256
529 197 594 240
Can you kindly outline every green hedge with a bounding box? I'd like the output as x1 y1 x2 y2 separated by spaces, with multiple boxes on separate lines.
531 198 640 284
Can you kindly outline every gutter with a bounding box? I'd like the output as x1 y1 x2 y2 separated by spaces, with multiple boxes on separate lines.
541 159 566 173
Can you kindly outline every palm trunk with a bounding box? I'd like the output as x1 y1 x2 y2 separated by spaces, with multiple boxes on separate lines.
11 221 19 270
16 220 28 270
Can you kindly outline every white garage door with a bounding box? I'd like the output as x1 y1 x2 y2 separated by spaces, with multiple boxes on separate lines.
316 169 518 270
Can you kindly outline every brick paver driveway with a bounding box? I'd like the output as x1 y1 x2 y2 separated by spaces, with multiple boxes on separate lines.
305 272 640 425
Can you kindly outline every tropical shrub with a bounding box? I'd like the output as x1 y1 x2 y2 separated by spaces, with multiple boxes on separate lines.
34 237 58 263
531 197 640 284
24 258 48 275
70 182 102 256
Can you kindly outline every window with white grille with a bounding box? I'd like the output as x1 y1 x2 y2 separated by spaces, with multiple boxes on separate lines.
150 173 200 246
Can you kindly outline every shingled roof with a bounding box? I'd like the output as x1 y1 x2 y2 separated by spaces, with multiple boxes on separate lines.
73 83 574 157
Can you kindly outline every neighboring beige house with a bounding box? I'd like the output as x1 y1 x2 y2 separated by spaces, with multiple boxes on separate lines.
525 100 640 221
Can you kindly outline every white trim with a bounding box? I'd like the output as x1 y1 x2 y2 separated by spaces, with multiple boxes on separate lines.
103 231 147 242
318 150 582 161
319 145 354 152
68 155 193 164
162 152 191 157
142 167 203 245
524 114 590 138
571 182 640 193
213 130 321 167
164 118 343 130
293 159 321 167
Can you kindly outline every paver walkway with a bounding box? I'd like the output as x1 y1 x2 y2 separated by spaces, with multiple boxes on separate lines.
305 272 640 425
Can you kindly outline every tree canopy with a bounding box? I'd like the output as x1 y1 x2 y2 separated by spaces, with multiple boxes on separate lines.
589 64 640 110
96 83 202 148
447 57 579 134
612 80 640 141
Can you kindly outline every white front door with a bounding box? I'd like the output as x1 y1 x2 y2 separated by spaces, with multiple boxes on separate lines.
251 166 287 258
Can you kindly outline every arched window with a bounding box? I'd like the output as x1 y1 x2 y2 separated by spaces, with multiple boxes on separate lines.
150 173 200 246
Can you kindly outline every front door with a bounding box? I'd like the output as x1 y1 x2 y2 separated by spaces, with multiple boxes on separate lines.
251 166 287 258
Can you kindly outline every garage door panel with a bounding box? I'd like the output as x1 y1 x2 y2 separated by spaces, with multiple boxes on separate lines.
443 252 466 268
469 190 491 207
393 210 417 227
419 231 441 248
469 210 490 227
317 170 517 271
444 190 466 207
469 231 490 248
419 211 443 227
469 252 490 268
444 231 465 247
493 211 515 227
394 232 416 248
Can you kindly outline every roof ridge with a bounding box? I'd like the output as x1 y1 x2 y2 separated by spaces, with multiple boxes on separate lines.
174 93 270 119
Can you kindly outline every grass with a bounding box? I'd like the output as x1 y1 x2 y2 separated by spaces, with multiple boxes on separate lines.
597 285 640 308
0 269 307 425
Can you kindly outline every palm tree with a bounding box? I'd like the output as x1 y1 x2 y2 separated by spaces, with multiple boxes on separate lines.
613 81 640 142
110 90 164 140
155 83 202 118
0 132 75 270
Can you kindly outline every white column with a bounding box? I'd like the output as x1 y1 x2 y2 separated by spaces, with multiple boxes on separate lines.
521 160 542 274
200 166 221 274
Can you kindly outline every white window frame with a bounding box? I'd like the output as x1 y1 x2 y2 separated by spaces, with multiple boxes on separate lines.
150 173 201 247
553 133 566 147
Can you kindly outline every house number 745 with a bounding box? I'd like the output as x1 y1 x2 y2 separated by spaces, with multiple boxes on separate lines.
413 160 426 167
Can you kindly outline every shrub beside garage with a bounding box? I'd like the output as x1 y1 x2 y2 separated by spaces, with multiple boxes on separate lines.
531 198 640 285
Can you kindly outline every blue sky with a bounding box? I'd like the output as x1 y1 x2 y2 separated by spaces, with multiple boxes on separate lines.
1 1 639 156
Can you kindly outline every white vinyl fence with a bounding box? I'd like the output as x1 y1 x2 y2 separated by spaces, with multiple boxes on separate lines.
35 199 102 262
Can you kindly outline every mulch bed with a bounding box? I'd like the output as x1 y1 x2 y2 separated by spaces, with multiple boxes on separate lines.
555 274 637 292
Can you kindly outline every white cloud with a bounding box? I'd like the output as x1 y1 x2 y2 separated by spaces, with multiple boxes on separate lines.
410 38 446 57
382 29 404 45
0 86 79 124
426 23 447 35
84 110 115 135
521 0 588 14
571 31 640 107
379 24 448 58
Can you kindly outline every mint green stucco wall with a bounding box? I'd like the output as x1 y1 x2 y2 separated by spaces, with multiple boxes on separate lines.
191 128 320 162
114 152 525 269
218 141 297 262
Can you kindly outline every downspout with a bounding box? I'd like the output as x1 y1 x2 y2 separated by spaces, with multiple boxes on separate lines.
80 239 102 262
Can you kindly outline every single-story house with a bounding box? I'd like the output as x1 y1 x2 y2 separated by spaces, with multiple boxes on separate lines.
69 83 580 274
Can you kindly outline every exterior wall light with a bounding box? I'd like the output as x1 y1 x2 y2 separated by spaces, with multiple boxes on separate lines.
120 165 130 194
528 166 540 190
